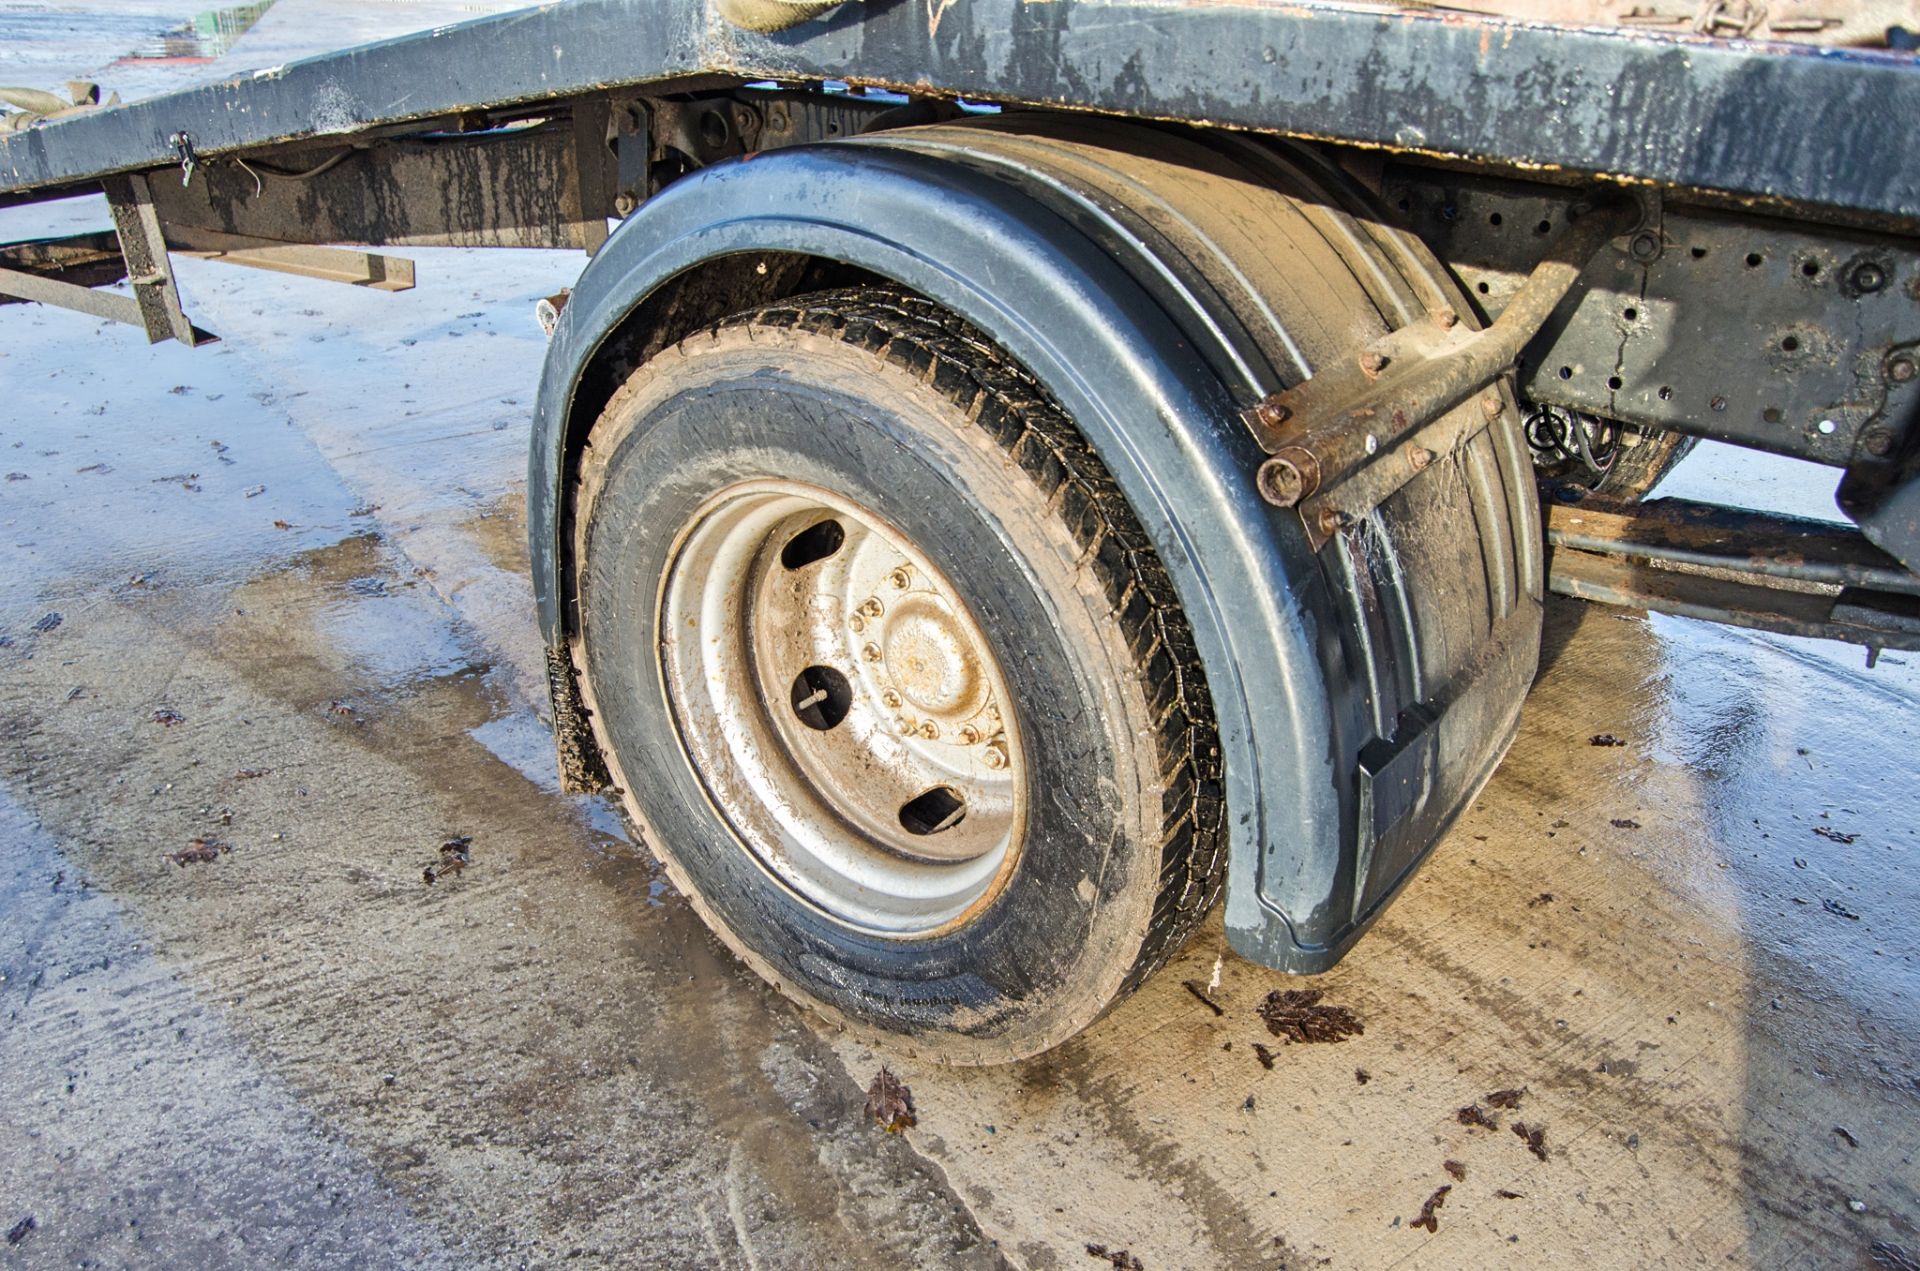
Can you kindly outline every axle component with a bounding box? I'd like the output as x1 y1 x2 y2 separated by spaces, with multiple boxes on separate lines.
1547 496 1920 653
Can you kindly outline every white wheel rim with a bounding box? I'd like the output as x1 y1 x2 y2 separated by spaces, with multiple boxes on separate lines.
658 480 1026 936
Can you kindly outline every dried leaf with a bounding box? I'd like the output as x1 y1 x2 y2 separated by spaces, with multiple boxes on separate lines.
1409 1184 1451 1233
1812 826 1858 844
1512 1120 1548 1161
1494 1189 1524 1200
423 836 472 884
1256 989 1363 1044
865 1066 916 1133
235 767 272 779
1443 1160 1466 1181
1252 1043 1277 1071
1457 1103 1498 1131
1588 734 1627 747
1484 1088 1526 1109
163 837 229 867
1610 818 1641 829
1354 1068 1371 1085
1085 1245 1145 1270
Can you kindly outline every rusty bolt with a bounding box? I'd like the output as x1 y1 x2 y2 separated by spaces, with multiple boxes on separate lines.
1408 446 1435 472
1481 394 1503 420
1889 353 1917 384
881 689 902 708
959 724 980 745
1251 455 1313 510
1358 350 1389 379
1861 426 1896 458
1629 231 1663 263
1430 306 1459 331
861 598 884 618
888 567 911 589
1253 400 1293 429
849 613 865 633
919 720 939 740
863 642 882 662
614 193 637 217
1317 508 1348 539
1850 260 1889 294
982 741 1009 770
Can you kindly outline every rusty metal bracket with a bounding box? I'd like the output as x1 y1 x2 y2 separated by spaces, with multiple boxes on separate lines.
102 171 214 346
1246 202 1637 549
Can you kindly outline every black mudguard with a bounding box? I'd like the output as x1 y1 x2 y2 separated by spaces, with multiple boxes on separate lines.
528 119 1541 974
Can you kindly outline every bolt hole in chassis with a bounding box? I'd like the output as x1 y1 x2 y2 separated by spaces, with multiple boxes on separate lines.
4 0 1919 1058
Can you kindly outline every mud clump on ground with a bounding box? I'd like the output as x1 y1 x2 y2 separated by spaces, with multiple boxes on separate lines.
865 1066 917 1134
1257 989 1363 1044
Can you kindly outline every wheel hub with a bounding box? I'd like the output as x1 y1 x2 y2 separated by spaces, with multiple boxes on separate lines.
659 480 1025 936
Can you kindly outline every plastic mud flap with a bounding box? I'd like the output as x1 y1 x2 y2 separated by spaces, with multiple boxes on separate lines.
528 117 1542 975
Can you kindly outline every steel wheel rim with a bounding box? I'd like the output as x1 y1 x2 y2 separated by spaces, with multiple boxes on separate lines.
658 479 1026 936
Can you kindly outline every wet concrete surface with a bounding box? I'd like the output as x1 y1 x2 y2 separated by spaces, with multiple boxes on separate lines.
3 8 1918 1268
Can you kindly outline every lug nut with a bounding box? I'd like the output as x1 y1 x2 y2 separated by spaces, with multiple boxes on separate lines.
888 567 911 589
959 724 980 744
861 598 884 618
881 689 901 708
983 742 1009 770
863 642 882 662
919 721 939 740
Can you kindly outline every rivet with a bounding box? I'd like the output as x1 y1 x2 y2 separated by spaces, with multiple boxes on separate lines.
1358 350 1389 378
1409 446 1435 472
1481 395 1503 420
1817 419 1837 435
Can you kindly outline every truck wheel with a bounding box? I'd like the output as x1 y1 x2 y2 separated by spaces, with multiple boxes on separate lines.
571 288 1221 1062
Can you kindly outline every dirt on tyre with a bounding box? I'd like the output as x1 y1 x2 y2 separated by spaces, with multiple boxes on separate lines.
571 288 1222 1063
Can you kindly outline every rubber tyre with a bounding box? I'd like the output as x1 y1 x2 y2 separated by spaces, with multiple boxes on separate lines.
571 289 1222 1063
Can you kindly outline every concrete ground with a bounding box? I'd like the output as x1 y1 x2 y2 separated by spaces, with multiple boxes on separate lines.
2 6 1917 1269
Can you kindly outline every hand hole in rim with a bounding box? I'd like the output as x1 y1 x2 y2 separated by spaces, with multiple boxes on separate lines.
790 664 853 730
780 517 846 569
900 786 967 835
